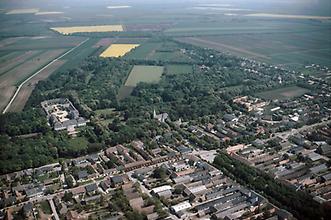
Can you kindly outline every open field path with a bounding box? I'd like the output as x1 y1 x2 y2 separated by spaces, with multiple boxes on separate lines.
2 38 89 114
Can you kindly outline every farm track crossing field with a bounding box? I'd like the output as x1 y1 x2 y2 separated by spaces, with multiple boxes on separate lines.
0 86 16 111
8 60 66 112
2 37 92 113
100 44 140 57
55 38 99 73
0 49 66 88
0 36 91 112
256 86 310 100
124 65 164 87
0 49 65 112
51 25 123 35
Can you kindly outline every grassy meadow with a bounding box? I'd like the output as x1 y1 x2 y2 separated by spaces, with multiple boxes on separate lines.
124 65 164 87
256 86 310 100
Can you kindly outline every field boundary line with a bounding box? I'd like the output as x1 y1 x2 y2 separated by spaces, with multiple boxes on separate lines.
2 38 89 114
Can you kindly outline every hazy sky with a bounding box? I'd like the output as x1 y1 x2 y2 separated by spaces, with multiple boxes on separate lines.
1 0 330 15
210 0 331 15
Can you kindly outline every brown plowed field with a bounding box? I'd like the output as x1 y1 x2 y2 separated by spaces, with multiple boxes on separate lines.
0 50 40 75
8 60 66 112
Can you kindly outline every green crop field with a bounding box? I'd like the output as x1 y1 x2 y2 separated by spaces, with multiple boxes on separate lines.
177 28 331 69
124 65 164 87
166 64 193 75
117 65 164 100
256 86 310 100
0 35 98 112
0 36 86 51
125 41 192 62
125 42 162 60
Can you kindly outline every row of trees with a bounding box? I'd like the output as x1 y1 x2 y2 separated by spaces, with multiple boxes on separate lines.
213 153 331 220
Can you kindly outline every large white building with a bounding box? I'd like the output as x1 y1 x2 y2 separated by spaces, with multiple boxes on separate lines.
41 98 88 131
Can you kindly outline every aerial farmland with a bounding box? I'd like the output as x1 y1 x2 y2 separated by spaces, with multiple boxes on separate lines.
125 65 164 87
100 44 140 58
0 36 97 112
118 65 164 100
0 1 330 220
51 25 124 35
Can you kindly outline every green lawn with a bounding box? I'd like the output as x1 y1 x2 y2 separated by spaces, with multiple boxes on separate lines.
67 137 89 152
166 64 193 75
124 65 164 87
256 86 310 100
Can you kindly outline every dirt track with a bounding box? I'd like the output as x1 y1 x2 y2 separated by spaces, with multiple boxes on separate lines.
0 86 16 111
8 60 66 112
0 49 65 112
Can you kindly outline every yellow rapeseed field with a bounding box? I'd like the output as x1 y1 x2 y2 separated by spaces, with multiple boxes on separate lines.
100 44 140 58
51 25 123 35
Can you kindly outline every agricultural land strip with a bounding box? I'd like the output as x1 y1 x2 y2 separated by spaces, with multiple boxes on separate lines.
7 60 66 112
124 65 164 87
177 37 270 60
100 44 140 58
246 13 331 20
0 50 41 76
118 65 164 100
51 25 123 35
2 38 89 113
176 31 331 68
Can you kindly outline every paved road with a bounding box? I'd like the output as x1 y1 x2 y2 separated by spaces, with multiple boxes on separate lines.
2 38 89 114
195 118 331 144
48 198 60 220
